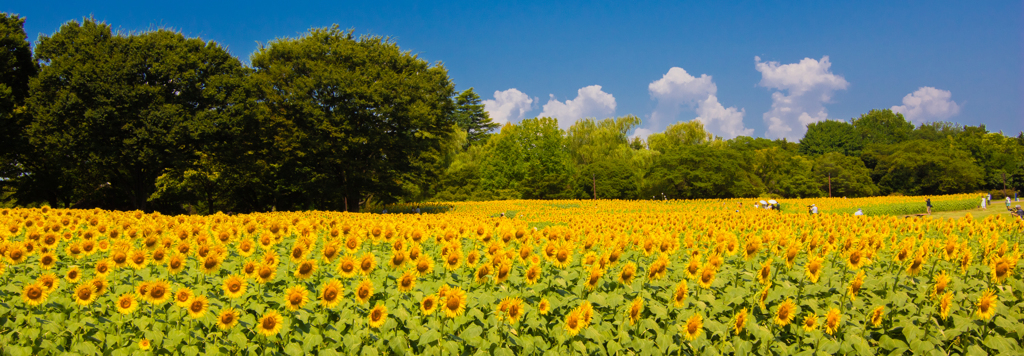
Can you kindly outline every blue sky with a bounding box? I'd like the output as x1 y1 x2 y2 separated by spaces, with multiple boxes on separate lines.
5 1 1022 139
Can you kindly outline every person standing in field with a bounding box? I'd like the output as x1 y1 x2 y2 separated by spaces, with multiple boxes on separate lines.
1008 197 1013 210
981 197 987 210
926 198 932 215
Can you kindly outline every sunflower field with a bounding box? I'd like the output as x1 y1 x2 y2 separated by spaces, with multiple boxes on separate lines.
1 196 1022 356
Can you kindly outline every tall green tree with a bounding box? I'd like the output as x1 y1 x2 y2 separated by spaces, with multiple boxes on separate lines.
21 19 248 210
812 152 879 197
852 109 914 146
452 88 498 146
249 26 456 211
866 140 983 195
644 144 760 199
0 13 37 190
799 119 862 156
479 118 577 199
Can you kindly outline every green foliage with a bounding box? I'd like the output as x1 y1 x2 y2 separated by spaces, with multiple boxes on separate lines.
812 152 879 197
452 88 499 146
644 144 760 199
866 140 984 195
799 119 863 156
852 109 914 146
0 13 37 191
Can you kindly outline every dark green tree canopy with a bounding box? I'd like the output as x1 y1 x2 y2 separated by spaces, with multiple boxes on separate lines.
852 109 914 146
22 18 248 209
249 26 456 211
799 119 863 156
452 88 498 146
0 13 37 181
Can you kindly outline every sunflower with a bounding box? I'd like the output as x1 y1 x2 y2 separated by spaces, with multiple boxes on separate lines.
94 259 113 277
237 238 256 257
116 293 138 314
824 308 841 335
774 299 796 326
697 264 716 289
344 234 361 254
805 256 824 283
473 264 491 284
186 295 209 319
73 283 97 306
906 253 925 276
290 259 316 280
504 298 524 325
932 270 951 297
870 306 884 327
494 262 512 285
146 280 171 305
443 250 462 271
414 255 434 276
37 273 59 294
847 249 866 270
578 301 594 326
584 266 603 290
257 310 284 336
671 280 688 308
310 280 339 309
242 260 258 279
939 292 954 320
615 263 636 288
139 339 151 351
167 254 186 274
368 304 388 329
223 275 247 299
335 253 357 275
256 263 276 284
284 285 310 311
848 270 865 301
420 295 438 315
355 279 374 305
647 255 669 280
552 245 572 269
288 243 306 263
174 287 194 308
442 286 467 319
200 254 223 275
756 259 772 285
991 257 1012 283
217 308 240 330
564 309 584 336
22 283 47 307
525 264 541 285
65 265 82 283
976 290 997 320
39 253 58 270
732 308 748 335
389 249 407 269
352 253 375 276
128 249 149 269
627 296 643 325
398 270 417 292
680 314 703 341
801 313 818 332
538 298 551 315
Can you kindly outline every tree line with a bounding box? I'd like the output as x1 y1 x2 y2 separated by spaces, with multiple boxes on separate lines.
2 14 1022 213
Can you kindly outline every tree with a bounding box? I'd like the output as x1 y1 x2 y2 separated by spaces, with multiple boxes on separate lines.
852 109 913 146
0 13 37 193
799 119 862 156
812 152 879 197
249 26 456 211
647 119 713 153
479 118 577 199
644 145 760 199
566 115 643 199
751 147 821 198
866 140 983 195
21 19 248 210
452 88 498 146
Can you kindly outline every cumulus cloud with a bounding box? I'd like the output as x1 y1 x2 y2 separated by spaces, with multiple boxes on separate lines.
539 85 616 129
756 56 849 140
647 67 752 139
891 87 960 124
482 88 535 125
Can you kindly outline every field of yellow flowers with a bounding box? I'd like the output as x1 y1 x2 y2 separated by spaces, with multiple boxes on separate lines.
0 195 1021 355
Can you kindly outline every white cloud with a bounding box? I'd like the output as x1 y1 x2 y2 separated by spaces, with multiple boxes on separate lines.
891 87 960 124
539 85 616 129
631 128 655 140
756 56 849 140
647 67 752 139
482 88 535 125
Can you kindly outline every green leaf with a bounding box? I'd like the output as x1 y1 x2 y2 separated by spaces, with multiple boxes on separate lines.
571 340 586 354
360 345 379 356
606 340 622 355
182 345 200 356
984 335 1016 354
284 342 304 356
965 345 988 356
902 323 922 343
6 345 33 356
419 329 440 345
303 333 323 353
495 347 515 356
460 324 483 345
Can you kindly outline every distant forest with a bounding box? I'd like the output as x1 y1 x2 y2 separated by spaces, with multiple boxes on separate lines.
2 14 1022 214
